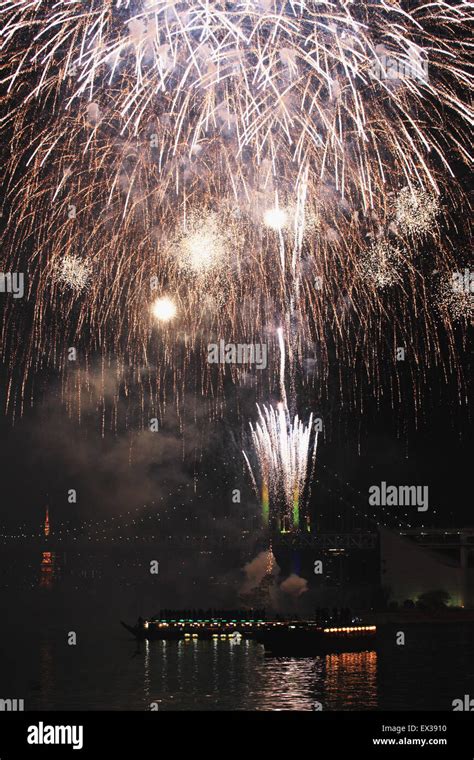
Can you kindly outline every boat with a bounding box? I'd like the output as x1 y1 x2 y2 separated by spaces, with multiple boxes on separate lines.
254 622 377 656
120 617 377 654
120 617 266 641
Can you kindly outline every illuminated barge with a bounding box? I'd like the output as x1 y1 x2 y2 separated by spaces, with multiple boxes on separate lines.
254 622 377 655
121 616 267 641
120 617 377 654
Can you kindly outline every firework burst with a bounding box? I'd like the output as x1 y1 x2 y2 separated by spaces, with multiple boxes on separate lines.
359 240 404 289
394 186 440 238
55 255 92 294
243 327 317 530
243 402 317 532
0 0 472 424
435 271 474 323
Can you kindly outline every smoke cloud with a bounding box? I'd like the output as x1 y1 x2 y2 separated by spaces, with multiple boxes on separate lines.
279 573 308 597
240 550 278 594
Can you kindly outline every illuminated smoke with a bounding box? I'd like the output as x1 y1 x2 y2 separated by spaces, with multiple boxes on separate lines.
279 574 308 597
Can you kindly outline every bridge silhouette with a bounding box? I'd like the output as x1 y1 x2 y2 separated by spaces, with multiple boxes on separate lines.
0 462 411 552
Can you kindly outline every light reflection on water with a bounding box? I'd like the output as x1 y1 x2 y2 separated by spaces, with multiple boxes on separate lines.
136 640 378 711
17 637 378 711
2 563 472 711
2 629 472 711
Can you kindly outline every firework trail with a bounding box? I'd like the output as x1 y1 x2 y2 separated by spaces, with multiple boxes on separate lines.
243 327 317 531
0 1 472 424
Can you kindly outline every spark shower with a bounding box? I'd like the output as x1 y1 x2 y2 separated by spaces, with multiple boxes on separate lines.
0 0 472 435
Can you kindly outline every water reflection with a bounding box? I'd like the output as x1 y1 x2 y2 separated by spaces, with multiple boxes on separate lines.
39 552 56 588
254 655 322 710
138 641 377 711
323 651 378 710
6 631 471 711
39 640 55 710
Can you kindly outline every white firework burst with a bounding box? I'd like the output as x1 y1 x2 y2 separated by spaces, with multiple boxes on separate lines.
243 402 317 531
55 255 92 293
175 211 229 277
243 328 317 531
436 271 474 322
395 186 440 237
360 240 404 288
